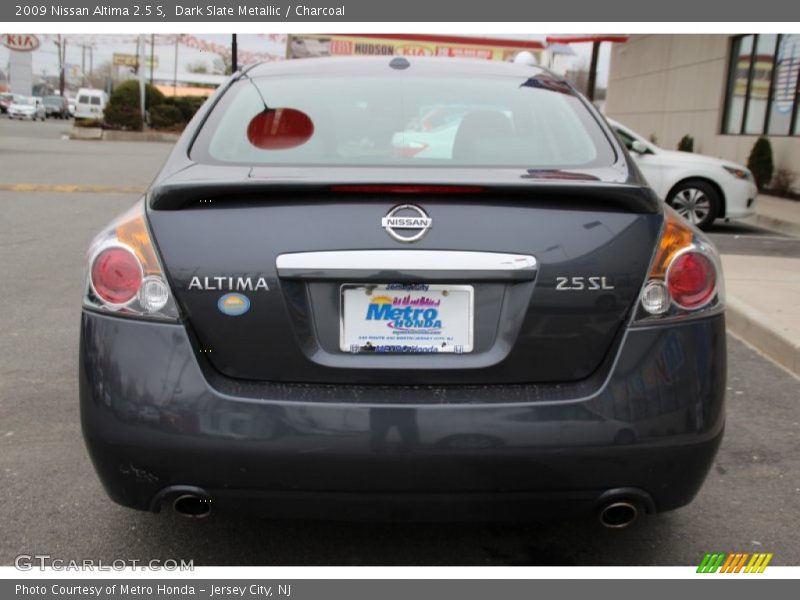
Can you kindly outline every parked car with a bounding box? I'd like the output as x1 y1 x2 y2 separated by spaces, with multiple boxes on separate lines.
43 95 70 119
74 87 107 120
80 58 725 527
8 96 46 120
67 97 76 117
0 92 27 114
608 119 757 229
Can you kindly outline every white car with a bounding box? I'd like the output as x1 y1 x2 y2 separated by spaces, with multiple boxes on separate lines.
8 96 46 121
608 119 757 229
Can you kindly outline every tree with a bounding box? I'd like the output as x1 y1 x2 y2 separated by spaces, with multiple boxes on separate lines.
213 56 233 76
747 137 774 191
677 135 694 152
86 61 116 90
104 80 165 131
187 61 209 74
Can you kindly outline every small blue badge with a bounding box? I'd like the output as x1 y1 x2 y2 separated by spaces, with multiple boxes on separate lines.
218 293 251 316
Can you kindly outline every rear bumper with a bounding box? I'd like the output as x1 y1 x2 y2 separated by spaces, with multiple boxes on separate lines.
80 311 726 519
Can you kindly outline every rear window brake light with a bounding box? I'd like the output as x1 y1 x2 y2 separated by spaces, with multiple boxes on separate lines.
329 185 485 194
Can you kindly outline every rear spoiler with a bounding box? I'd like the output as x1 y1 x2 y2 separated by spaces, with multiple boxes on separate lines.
148 179 662 214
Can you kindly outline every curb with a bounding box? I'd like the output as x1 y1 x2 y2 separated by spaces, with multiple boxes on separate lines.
744 214 800 237
68 127 103 141
103 130 180 143
67 127 180 143
726 295 800 378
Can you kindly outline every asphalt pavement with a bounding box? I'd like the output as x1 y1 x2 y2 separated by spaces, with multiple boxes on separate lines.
707 222 800 258
0 116 798 566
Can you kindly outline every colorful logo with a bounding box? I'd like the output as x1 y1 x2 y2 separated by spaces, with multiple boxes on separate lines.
365 294 443 333
217 293 251 316
697 552 773 573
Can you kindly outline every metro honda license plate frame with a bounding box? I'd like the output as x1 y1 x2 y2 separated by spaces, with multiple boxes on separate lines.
340 283 474 354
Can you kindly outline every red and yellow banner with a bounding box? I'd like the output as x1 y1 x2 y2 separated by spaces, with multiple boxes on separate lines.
288 34 544 62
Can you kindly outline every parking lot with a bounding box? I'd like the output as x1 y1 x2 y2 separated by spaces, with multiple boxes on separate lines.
0 116 798 566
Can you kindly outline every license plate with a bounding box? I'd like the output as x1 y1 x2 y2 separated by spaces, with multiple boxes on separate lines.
340 284 474 354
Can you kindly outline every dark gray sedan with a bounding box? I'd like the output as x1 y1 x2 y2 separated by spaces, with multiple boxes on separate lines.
80 57 725 527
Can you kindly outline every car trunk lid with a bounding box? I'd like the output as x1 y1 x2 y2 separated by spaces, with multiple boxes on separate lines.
147 176 662 385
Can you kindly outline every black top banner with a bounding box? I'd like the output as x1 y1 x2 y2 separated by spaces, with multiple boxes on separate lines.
2 0 798 22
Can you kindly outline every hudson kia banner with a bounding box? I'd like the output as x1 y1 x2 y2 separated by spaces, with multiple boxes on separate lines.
287 34 545 61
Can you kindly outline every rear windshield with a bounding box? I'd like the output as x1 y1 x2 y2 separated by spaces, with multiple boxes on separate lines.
191 74 615 168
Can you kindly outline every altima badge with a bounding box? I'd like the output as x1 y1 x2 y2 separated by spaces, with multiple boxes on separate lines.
381 204 432 243
189 276 269 291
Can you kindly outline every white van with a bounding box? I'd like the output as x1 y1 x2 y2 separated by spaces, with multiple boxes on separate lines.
74 88 108 120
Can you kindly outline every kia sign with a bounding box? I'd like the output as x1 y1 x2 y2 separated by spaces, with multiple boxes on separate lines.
2 34 40 52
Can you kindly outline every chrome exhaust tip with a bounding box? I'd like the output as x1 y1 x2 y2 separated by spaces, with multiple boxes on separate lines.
599 501 639 528
172 494 212 519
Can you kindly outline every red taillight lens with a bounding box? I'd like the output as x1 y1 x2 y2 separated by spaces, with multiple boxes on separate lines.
90 247 142 305
667 251 716 309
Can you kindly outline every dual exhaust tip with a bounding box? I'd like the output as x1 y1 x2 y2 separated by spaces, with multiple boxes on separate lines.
598 501 639 528
172 494 212 519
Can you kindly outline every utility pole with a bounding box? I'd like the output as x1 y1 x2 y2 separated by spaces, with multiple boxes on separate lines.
138 34 146 126
55 35 66 96
76 43 95 86
173 34 179 96
149 33 155 85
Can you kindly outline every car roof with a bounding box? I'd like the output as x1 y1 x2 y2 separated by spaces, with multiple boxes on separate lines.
243 56 557 81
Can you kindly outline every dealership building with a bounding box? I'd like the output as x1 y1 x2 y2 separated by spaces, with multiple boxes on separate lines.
605 34 800 180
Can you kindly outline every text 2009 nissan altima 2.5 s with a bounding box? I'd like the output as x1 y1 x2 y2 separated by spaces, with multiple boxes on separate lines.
80 57 726 528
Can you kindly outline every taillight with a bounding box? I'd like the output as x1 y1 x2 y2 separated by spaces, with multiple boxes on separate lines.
667 251 716 310
635 206 723 322
84 200 179 321
90 246 142 305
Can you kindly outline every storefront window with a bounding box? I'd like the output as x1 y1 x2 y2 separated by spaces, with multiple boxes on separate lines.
724 34 800 136
744 34 777 134
768 34 800 135
723 35 753 134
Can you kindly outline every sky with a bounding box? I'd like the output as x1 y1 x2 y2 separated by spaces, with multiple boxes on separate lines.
0 33 611 89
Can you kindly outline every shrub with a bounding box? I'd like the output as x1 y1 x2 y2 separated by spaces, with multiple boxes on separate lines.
768 168 797 198
110 80 165 109
747 136 774 190
73 117 103 128
103 104 142 131
104 80 164 130
149 103 185 130
168 95 206 122
677 134 694 152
